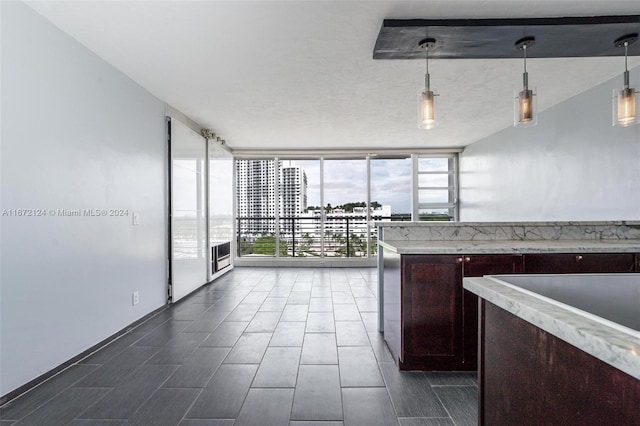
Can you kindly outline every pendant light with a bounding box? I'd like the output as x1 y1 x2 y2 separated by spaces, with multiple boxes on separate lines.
612 33 639 127
418 38 438 130
514 37 537 127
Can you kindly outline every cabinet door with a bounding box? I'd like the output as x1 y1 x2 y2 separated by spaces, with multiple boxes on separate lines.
524 253 636 274
463 255 523 277
462 255 523 368
402 255 464 370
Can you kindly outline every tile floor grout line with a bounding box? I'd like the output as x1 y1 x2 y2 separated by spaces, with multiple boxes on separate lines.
4 267 478 425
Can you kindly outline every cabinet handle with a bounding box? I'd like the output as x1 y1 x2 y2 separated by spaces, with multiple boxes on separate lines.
576 255 583 261
465 257 471 262
456 257 463 263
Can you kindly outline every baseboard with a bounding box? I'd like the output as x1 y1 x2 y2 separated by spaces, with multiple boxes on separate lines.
0 304 168 407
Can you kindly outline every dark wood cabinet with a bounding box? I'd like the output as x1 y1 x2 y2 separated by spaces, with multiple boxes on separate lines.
398 254 522 371
401 255 463 371
479 300 640 425
384 250 639 372
459 255 523 369
523 253 636 274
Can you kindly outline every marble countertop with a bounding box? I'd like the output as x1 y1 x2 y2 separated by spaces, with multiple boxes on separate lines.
379 239 640 254
463 275 640 380
375 220 640 227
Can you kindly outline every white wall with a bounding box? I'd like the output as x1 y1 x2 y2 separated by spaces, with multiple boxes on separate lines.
459 66 640 221
1 2 167 396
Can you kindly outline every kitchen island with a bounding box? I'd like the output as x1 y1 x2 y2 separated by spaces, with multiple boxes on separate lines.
377 221 640 371
464 273 640 425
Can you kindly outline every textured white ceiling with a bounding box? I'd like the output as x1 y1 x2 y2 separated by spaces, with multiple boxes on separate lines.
25 1 640 150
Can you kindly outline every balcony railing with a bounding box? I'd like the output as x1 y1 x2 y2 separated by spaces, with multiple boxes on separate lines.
236 213 451 258
237 215 385 258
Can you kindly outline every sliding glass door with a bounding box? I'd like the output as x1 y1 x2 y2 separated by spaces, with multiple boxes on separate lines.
323 159 368 257
170 119 207 302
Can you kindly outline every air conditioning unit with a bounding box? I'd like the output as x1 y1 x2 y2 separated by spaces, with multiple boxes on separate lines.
212 241 231 272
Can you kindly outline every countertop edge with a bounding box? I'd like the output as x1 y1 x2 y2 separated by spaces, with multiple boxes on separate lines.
375 221 640 227
378 240 400 253
378 239 640 254
463 276 640 381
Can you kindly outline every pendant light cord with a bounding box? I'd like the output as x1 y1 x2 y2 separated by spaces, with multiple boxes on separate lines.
425 45 430 91
426 46 429 75
522 44 529 90
624 41 628 72
624 41 629 89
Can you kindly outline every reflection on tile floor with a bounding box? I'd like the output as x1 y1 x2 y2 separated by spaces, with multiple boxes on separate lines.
0 267 478 425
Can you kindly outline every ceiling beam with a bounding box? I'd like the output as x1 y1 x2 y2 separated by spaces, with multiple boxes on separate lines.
374 15 640 60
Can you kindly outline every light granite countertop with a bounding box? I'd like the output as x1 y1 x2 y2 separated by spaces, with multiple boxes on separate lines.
379 239 640 254
463 274 640 380
376 220 640 227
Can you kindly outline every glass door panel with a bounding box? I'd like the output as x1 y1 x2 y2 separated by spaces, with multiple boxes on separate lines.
170 119 207 302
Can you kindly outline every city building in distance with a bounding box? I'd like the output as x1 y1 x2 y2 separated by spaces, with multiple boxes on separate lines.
236 159 391 257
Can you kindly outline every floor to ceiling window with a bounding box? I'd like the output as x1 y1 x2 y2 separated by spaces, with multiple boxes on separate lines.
370 156 413 254
280 159 320 257
235 153 457 259
236 159 278 256
323 159 368 258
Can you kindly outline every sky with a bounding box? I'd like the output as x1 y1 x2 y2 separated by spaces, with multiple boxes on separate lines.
177 158 414 215
294 159 413 213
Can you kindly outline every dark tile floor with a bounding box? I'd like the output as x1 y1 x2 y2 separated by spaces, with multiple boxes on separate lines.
0 267 478 425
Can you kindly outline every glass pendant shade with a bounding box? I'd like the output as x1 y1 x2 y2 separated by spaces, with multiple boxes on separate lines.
612 87 639 127
417 38 437 130
513 37 537 128
419 89 437 129
514 86 537 127
612 36 639 127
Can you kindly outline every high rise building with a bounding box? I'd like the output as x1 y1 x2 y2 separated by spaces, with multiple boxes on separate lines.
236 160 277 232
236 159 308 233
280 160 308 217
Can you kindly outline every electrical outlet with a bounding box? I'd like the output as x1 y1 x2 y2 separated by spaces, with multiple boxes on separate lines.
133 211 140 226
132 291 139 306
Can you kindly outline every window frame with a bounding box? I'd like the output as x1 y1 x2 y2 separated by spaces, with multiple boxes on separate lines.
234 152 459 259
412 153 459 221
